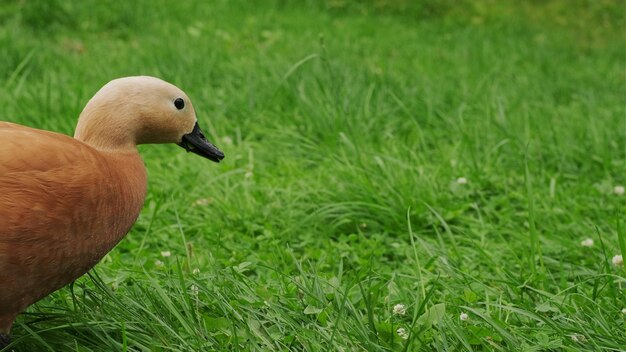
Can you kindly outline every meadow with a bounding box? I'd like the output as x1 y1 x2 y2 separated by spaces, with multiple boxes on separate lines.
0 0 624 350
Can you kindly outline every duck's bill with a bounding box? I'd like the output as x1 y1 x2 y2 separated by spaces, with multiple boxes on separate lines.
178 122 225 162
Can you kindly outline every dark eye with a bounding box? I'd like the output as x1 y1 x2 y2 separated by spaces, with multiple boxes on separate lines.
174 98 185 110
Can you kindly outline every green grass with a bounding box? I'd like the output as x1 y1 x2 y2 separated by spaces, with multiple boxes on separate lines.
1 0 625 350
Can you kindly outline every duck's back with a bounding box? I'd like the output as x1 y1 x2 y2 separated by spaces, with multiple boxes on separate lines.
0 122 147 322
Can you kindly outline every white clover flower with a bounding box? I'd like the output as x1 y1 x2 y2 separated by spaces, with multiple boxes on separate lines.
393 303 407 316
161 251 171 258
580 238 594 247
459 312 469 321
155 260 164 267
397 327 409 340
612 254 623 266
456 177 468 185
190 284 199 296
569 334 586 343
614 185 625 195
193 198 212 206
192 268 200 274
621 308 626 314
221 136 233 146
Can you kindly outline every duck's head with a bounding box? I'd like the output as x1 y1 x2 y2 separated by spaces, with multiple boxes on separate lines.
74 76 224 162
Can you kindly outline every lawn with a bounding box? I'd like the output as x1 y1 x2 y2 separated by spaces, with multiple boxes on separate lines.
0 0 624 350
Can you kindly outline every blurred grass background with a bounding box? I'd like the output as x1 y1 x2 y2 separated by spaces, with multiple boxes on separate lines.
0 0 624 351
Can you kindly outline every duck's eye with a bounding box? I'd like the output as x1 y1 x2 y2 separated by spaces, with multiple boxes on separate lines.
174 98 185 110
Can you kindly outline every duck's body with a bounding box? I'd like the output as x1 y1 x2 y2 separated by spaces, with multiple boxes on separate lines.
0 76 224 346
0 122 147 331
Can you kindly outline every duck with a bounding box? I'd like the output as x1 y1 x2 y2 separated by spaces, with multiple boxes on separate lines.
0 76 224 347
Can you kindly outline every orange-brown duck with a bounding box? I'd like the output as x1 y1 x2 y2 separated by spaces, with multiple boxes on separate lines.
0 76 224 347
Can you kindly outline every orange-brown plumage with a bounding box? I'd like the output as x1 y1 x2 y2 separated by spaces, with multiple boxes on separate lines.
0 76 223 342
0 122 147 331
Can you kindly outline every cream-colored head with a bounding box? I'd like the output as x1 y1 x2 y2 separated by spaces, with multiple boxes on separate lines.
74 76 223 161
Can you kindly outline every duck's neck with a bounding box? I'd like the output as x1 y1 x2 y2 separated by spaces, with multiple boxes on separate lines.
74 104 139 151
74 125 137 151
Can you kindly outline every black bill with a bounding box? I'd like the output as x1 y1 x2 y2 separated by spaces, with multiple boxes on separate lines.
178 122 225 162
